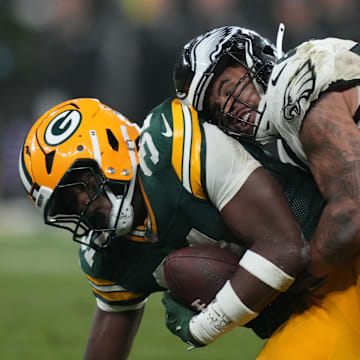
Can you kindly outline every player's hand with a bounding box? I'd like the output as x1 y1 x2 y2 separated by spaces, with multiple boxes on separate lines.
162 291 205 348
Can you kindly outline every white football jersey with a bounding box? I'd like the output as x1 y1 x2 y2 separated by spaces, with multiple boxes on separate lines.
256 38 360 167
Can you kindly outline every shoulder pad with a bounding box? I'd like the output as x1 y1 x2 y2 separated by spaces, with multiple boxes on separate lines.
139 98 207 199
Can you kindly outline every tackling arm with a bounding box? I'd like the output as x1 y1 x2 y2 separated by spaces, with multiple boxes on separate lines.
83 306 144 360
187 167 309 345
221 167 308 310
300 88 360 278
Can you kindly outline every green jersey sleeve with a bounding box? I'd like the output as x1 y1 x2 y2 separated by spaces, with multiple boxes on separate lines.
139 97 207 199
78 230 169 311
138 98 242 250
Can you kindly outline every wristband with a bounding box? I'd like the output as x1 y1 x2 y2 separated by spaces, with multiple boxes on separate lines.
189 299 234 345
216 280 258 324
189 281 258 344
239 250 295 292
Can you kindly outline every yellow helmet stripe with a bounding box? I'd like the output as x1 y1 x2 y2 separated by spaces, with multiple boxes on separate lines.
89 129 101 166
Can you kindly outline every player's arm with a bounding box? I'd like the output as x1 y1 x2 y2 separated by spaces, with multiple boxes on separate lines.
165 124 309 346
83 306 144 360
79 237 147 359
299 87 360 278
220 166 307 309
187 170 308 345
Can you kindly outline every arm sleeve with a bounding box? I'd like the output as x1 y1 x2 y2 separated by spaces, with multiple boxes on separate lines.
204 123 261 211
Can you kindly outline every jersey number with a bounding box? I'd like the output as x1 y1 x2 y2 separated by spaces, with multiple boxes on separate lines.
139 132 159 176
80 237 96 267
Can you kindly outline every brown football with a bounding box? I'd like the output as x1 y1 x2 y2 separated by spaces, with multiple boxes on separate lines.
163 244 240 312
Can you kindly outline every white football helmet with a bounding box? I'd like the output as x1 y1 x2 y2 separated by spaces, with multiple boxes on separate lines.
173 26 277 141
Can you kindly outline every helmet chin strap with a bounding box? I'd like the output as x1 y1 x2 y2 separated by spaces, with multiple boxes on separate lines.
106 125 138 237
106 183 134 236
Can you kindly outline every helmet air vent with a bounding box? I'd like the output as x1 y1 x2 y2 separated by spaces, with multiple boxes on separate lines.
106 129 119 151
45 150 56 174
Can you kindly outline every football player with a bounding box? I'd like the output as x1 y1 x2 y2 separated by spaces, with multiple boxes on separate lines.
19 97 320 359
172 25 360 358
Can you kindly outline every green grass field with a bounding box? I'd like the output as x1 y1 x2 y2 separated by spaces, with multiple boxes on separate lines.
0 231 265 359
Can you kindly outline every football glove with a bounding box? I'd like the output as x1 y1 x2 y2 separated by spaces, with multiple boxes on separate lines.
162 292 205 349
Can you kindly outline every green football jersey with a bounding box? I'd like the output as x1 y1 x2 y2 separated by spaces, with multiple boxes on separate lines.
79 98 325 312
138 98 242 250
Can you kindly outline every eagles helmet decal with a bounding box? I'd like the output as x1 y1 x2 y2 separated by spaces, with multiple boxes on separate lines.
283 60 316 121
19 98 140 248
174 26 240 111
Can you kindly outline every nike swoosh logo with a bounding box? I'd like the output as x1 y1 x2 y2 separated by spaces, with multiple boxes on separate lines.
161 113 173 137
271 64 287 87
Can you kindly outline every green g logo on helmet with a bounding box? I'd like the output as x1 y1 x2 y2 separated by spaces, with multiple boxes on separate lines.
44 110 82 146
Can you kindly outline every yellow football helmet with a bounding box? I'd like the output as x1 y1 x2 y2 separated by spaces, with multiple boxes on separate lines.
19 98 140 248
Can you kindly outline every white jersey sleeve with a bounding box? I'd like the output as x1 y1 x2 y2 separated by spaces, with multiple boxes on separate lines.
257 38 360 165
204 123 261 211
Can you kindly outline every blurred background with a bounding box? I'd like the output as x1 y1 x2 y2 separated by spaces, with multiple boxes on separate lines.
0 0 359 358
1 0 360 200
